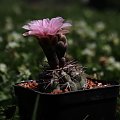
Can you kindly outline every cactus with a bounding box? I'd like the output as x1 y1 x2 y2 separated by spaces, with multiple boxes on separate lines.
22 17 88 93
42 60 88 92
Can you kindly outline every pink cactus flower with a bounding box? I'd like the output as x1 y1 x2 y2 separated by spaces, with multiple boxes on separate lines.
22 17 71 37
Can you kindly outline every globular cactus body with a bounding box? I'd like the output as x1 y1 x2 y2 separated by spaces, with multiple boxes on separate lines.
44 61 88 92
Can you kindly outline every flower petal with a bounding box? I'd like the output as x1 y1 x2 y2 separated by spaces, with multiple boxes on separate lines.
50 17 64 28
22 25 30 30
28 20 43 30
61 23 72 29
49 17 64 34
57 29 70 35
23 32 29 36
42 18 50 28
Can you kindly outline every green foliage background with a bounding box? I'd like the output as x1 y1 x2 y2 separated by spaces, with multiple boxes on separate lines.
0 0 120 119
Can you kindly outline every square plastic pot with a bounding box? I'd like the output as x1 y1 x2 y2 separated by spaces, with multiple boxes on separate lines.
14 80 120 120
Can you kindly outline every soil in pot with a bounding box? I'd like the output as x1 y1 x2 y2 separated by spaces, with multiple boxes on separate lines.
17 78 111 94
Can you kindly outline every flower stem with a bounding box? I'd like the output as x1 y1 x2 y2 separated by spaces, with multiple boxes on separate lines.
38 37 59 69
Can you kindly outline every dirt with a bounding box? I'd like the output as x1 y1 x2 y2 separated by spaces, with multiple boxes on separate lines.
17 79 110 94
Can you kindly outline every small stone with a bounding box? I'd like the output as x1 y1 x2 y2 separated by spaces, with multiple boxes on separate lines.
98 83 102 86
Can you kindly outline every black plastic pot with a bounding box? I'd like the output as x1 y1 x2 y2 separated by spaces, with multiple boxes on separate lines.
14 80 120 120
